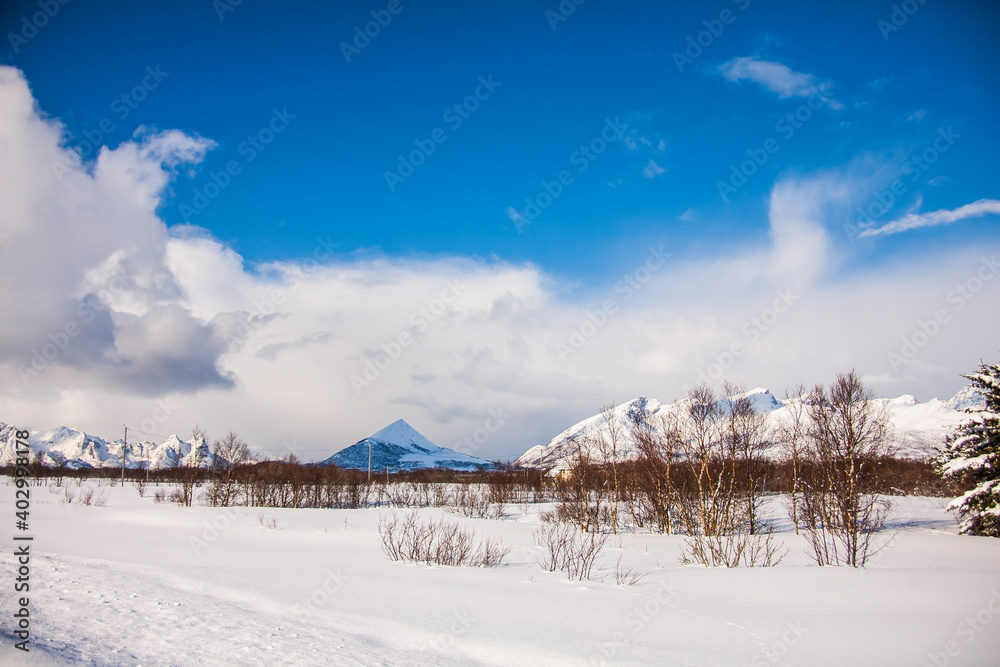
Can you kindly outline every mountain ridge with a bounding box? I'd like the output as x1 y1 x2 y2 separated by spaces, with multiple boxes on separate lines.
515 386 986 472
320 419 493 472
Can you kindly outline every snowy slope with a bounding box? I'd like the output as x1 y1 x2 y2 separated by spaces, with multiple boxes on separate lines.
321 419 493 472
0 422 218 470
517 387 985 471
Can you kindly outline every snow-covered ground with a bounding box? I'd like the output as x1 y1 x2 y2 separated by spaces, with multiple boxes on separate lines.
2 482 1000 666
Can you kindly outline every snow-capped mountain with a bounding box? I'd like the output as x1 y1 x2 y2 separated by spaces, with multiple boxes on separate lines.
0 422 218 470
516 386 986 472
321 419 493 472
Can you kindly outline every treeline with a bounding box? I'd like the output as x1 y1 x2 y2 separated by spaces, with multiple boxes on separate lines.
2 372 972 569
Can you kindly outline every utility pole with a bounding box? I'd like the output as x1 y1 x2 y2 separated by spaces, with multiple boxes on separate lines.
368 440 372 483
121 424 127 487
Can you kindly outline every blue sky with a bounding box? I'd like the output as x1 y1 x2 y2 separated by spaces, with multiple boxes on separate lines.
6 0 997 279
2 0 999 458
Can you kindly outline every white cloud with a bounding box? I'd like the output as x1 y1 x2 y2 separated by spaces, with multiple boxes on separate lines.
1 66 997 462
859 199 1000 238
719 56 841 109
642 159 665 178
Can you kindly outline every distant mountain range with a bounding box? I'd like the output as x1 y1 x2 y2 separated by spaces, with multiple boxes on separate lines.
515 386 985 472
0 422 216 470
2 386 983 472
0 418 493 472
320 419 493 472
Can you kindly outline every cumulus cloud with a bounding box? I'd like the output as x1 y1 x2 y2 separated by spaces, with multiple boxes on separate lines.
859 199 1000 238
1 65 997 461
719 56 841 109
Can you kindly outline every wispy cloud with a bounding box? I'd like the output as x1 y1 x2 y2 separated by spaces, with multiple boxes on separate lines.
642 159 665 178
859 199 1000 238
718 56 841 109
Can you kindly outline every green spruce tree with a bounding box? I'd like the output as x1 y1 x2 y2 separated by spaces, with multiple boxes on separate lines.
939 360 1000 537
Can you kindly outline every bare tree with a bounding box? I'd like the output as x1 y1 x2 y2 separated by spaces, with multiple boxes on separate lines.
799 371 895 567
206 432 250 507
721 382 771 535
775 384 809 534
592 403 629 534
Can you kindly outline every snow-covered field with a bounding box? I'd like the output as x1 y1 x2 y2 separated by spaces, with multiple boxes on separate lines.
3 482 1000 666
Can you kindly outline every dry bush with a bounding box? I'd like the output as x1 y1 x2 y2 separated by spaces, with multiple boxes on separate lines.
565 531 608 581
680 527 786 568
533 524 609 580
84 488 108 507
257 513 279 530
534 523 576 571
61 486 76 504
153 487 167 503
614 556 649 586
476 535 511 567
378 511 508 567
448 484 503 519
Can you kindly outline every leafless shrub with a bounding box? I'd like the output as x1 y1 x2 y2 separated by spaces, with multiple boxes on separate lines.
565 531 608 581
448 484 503 519
85 488 108 507
378 511 507 567
534 523 575 571
61 486 76 504
386 482 415 507
533 523 609 580
257 513 279 530
153 487 167 503
680 526 786 568
476 535 511 567
613 555 649 586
